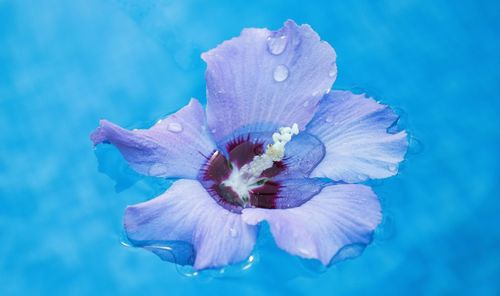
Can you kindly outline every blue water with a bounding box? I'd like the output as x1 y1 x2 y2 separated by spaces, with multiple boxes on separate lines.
1 0 499 295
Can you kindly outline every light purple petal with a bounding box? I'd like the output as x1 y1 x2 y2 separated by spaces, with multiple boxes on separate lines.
202 20 337 144
306 91 408 183
280 133 325 179
273 178 330 209
90 99 216 179
124 179 257 270
242 184 381 265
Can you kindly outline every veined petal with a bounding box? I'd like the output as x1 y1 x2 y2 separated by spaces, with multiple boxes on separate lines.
124 179 257 270
242 184 381 265
306 91 408 183
279 132 325 179
272 178 330 209
202 20 337 144
90 99 216 179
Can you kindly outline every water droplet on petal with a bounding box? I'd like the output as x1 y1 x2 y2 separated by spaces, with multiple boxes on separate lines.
273 64 289 82
298 247 311 256
167 122 183 133
388 164 397 172
303 100 310 107
328 63 337 77
266 35 287 55
229 228 238 238
211 128 217 134
325 116 333 123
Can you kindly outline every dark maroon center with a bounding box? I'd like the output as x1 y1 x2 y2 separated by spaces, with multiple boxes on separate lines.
200 136 286 212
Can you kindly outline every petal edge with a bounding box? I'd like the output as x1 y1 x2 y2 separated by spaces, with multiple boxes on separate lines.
124 179 257 270
242 184 381 265
203 20 337 144
91 99 216 179
307 91 408 183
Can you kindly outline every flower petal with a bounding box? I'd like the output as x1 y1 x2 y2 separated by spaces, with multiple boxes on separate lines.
90 99 216 179
280 132 325 179
124 179 257 270
242 184 381 265
273 178 330 209
202 20 337 144
306 91 408 183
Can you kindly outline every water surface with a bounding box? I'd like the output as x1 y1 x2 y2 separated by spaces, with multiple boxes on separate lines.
1 0 499 295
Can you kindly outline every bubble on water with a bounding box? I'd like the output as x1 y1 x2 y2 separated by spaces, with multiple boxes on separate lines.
408 135 424 156
167 122 183 133
273 64 289 82
266 35 287 55
241 255 256 270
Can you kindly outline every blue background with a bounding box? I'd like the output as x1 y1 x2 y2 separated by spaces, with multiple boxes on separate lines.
1 0 499 295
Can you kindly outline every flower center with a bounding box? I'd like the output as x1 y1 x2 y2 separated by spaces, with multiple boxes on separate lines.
200 124 299 212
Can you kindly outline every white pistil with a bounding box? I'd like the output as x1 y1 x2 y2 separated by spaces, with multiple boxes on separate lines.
222 123 300 205
241 123 299 178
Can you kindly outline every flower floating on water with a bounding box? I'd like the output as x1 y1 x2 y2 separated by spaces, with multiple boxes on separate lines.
91 20 407 270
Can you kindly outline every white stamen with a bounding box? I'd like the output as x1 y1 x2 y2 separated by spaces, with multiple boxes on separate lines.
222 123 300 205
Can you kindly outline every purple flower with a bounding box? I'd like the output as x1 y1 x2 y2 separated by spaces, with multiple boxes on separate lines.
91 20 407 270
